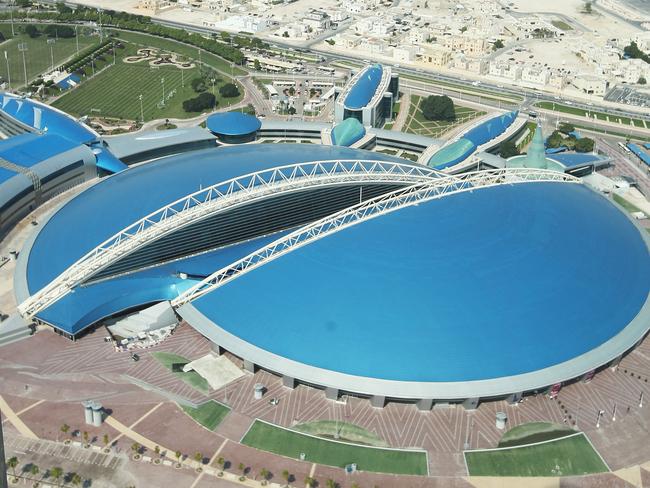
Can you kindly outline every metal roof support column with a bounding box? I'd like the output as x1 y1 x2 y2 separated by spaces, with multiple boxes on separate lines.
370 395 386 409
507 392 523 405
325 387 339 401
282 375 296 389
243 359 256 373
462 397 479 410
416 398 433 411
211 343 225 356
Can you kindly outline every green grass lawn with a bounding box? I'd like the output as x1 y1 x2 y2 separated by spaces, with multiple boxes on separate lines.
551 20 573 31
293 420 387 447
0 27 99 87
535 101 648 127
404 95 485 137
112 30 247 76
151 352 209 394
613 193 644 214
181 400 230 431
242 420 428 475
52 43 243 121
498 422 576 448
465 433 608 477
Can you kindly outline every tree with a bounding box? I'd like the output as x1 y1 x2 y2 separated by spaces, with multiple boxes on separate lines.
30 464 39 479
420 95 455 121
50 467 63 486
24 24 39 38
182 92 216 112
288 86 295 96
194 452 203 464
175 450 182 462
219 83 240 98
574 137 595 152
546 130 565 149
83 431 89 445
499 140 519 159
254 59 261 71
282 31 290 38
6 456 18 477
217 456 225 472
60 424 70 440
260 468 270 481
154 445 161 457
191 77 207 93
71 473 82 486
493 39 504 51
238 462 246 477
639 76 647 85
56 1 73 14
584 1 592 13
131 442 140 455
288 106 297 115
326 479 337 488
16 0 32 7
304 476 316 488
558 122 575 134
282 469 291 486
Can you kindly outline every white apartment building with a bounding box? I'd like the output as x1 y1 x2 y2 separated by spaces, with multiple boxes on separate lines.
417 44 453 68
488 60 522 81
521 65 550 86
572 74 608 96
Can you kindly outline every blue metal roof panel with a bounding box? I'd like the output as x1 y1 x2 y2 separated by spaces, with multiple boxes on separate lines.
344 64 384 110
192 183 650 382
206 112 261 136
0 133 80 167
25 144 411 294
628 143 650 168
331 118 366 147
0 167 17 185
427 138 476 169
464 111 518 147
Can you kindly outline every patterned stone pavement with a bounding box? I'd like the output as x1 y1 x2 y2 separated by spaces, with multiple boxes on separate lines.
2 324 650 485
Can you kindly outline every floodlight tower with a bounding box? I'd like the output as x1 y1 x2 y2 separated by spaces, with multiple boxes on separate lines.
161 77 165 106
47 38 56 72
18 43 28 87
4 51 11 90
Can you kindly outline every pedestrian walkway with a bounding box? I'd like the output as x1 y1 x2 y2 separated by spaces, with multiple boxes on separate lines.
391 90 411 132
0 394 38 439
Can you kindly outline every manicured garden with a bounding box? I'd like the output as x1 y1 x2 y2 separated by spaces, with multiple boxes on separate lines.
181 400 230 431
151 352 209 394
242 420 428 475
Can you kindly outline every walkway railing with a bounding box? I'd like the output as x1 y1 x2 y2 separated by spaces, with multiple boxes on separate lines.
18 160 440 318
172 168 581 307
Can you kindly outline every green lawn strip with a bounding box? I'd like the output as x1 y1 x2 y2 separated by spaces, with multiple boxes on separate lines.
52 42 242 120
465 433 608 477
242 420 428 475
498 422 575 448
612 193 644 214
551 20 573 31
0 31 98 87
570 123 650 142
181 400 230 431
112 30 246 76
293 420 388 447
401 73 523 103
151 352 209 394
535 101 648 127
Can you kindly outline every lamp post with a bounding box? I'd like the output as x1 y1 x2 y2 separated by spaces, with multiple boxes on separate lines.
10 0 14 37
211 78 216 110
161 77 165 106
18 43 27 88
138 94 144 123
4 51 11 90
47 38 56 72
75 25 79 55
97 9 103 42
596 409 604 428
0 416 7 488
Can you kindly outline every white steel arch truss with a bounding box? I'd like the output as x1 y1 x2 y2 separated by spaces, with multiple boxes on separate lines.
172 168 581 307
19 159 441 318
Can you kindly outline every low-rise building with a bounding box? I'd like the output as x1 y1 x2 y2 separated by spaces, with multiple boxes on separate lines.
417 44 453 68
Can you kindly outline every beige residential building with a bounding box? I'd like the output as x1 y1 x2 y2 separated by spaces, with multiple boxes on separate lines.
418 44 452 68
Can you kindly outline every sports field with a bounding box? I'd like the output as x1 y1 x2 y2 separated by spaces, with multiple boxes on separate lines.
0 25 99 87
465 432 609 477
151 352 209 394
403 95 485 137
52 43 243 121
181 400 230 431
241 420 428 475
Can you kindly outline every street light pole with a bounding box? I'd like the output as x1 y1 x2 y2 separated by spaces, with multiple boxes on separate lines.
138 94 144 123
10 0 14 37
4 51 11 90
211 78 216 110
47 39 55 72
75 25 79 55
98 9 103 43
161 77 165 106
0 416 7 488
18 43 27 88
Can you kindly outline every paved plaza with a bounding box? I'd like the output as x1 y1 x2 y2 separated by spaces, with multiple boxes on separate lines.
0 324 649 486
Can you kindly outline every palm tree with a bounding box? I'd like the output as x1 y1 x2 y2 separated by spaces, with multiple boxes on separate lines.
60 424 70 441
216 456 225 473
131 442 140 455
304 476 316 488
193 452 203 465
174 450 182 464
154 445 160 457
282 469 290 487
82 431 89 446
71 473 82 486
30 463 39 480
102 434 110 449
6 456 18 478
238 462 246 479
50 467 63 486
326 479 336 488
259 467 269 481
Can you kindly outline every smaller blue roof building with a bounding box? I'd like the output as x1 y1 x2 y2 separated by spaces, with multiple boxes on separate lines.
331 118 366 147
207 112 261 143
344 64 384 110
